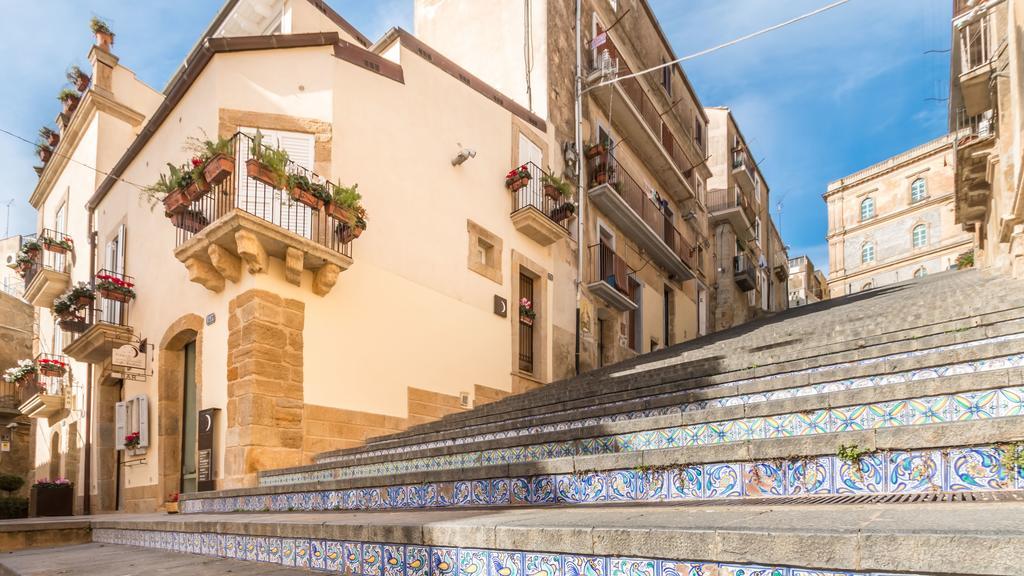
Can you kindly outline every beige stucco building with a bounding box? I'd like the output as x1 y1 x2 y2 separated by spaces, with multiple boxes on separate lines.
18 0 588 513
824 133 973 296
417 0 715 368
951 0 1024 277
787 255 827 307
705 107 788 331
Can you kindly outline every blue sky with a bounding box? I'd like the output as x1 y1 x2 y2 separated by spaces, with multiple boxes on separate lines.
2 1 950 273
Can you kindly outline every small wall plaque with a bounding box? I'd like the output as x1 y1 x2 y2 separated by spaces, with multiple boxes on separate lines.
205 313 216 326
494 295 508 317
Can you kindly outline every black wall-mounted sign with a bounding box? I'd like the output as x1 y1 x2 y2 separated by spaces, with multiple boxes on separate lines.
494 295 508 317
197 408 219 492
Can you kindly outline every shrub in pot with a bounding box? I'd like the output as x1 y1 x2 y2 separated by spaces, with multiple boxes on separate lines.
40 234 73 255
287 173 323 210
186 135 235 186
36 142 52 163
90 17 114 51
57 88 80 116
245 131 290 189
38 126 59 148
2 360 37 388
542 173 573 203
66 65 91 92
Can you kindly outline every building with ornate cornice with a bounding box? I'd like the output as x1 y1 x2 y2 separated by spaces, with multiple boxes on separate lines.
824 133 974 296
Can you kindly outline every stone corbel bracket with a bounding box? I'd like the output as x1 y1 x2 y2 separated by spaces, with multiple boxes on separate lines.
173 210 352 296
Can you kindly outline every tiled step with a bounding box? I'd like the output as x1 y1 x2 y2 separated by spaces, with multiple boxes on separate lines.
94 498 1024 576
337 306 1024 458
307 328 1024 470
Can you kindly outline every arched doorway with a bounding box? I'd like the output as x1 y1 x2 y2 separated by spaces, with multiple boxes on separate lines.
157 315 203 505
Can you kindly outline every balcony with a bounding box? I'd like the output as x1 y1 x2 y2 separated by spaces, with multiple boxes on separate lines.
22 229 73 308
957 16 993 116
586 243 638 311
62 270 135 364
589 40 696 201
509 162 573 246
171 133 354 297
15 354 70 419
708 188 756 242
732 149 756 192
954 107 997 228
587 154 696 281
734 253 757 292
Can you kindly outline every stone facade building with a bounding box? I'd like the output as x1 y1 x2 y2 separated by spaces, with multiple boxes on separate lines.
787 255 827 307
0 291 32 492
705 107 788 331
824 134 973 296
417 0 716 367
950 0 1024 277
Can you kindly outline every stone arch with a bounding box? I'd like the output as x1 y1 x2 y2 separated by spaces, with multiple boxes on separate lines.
157 314 204 505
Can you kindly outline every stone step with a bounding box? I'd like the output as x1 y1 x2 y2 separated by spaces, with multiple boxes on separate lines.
0 542 313 575
92 498 1024 576
350 303 1024 454
307 328 1024 470
185 418 1024 514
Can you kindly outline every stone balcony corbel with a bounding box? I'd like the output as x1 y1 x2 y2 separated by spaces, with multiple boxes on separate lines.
174 210 352 296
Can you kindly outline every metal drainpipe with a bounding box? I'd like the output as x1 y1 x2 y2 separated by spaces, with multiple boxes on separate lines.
574 0 584 375
82 209 95 516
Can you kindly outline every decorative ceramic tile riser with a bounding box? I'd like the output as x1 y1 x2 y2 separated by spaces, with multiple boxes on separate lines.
183 444 1024 513
259 385 1024 486
306 333 1024 470
92 528 923 576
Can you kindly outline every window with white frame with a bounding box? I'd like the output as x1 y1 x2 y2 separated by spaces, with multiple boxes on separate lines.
911 178 927 203
115 395 149 452
860 197 875 221
912 224 928 248
862 242 875 264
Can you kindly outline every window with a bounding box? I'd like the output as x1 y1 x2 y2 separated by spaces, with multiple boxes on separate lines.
518 272 535 374
914 267 928 279
911 178 927 203
860 197 875 221
466 220 502 284
660 59 672 95
862 242 875 264
115 395 150 451
627 278 642 352
239 127 316 238
912 224 928 248
754 217 762 246
694 116 704 150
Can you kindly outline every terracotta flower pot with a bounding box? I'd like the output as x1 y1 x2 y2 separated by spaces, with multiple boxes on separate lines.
544 184 562 202
166 502 179 514
324 203 352 222
38 149 52 163
58 318 89 333
246 159 279 188
585 144 607 159
43 241 68 255
336 223 357 244
38 364 66 378
99 288 132 303
170 211 208 234
507 177 529 192
163 189 190 216
75 74 90 92
202 154 234 187
289 187 323 211
46 133 59 147
550 204 575 222
593 172 609 185
74 295 94 308
182 180 207 203
519 315 534 327
95 31 114 51
62 97 79 116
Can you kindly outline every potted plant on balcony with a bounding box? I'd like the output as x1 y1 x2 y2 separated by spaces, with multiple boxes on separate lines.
10 253 33 279
591 162 613 186
91 17 114 51
95 273 135 303
505 165 532 192
585 142 607 159
145 162 209 217
57 88 80 116
519 297 537 326
124 432 140 451
246 131 290 189
21 240 41 261
37 358 67 378
186 135 235 186
542 173 573 203
286 173 324 210
29 478 73 517
327 183 366 242
3 360 36 388
54 285 91 333
550 201 576 222
66 65 91 93
166 492 180 514
40 233 72 255
38 127 59 148
36 142 52 164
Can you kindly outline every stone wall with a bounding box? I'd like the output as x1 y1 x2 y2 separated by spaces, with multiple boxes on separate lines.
0 292 33 493
224 290 306 488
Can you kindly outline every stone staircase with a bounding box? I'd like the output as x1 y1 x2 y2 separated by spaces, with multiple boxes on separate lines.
14 270 1024 575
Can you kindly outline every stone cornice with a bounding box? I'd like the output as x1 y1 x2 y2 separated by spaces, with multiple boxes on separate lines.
828 238 974 284
29 89 148 209
823 134 955 199
825 192 955 240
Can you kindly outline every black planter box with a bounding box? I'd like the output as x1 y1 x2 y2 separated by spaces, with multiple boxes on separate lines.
29 484 74 517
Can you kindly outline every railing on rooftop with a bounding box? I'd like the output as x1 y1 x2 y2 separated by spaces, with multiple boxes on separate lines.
592 153 695 270
510 162 574 232
21 229 72 290
173 133 353 258
732 149 756 183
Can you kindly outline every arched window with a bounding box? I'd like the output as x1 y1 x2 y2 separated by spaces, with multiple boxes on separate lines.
911 178 927 203
914 267 927 279
860 197 875 221
912 224 928 248
862 242 875 264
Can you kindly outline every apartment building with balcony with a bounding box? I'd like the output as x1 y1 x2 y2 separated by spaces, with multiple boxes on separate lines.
705 107 786 331
950 0 1024 277
14 0 587 513
824 134 973 296
416 0 713 369
787 255 827 307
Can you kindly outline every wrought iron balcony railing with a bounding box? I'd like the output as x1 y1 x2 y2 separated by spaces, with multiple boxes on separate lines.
509 161 574 232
